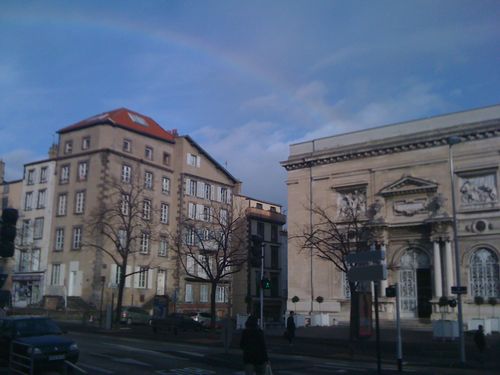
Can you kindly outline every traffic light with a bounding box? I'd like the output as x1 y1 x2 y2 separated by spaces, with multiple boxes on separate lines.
385 285 396 298
0 208 19 258
261 278 271 290
250 235 262 267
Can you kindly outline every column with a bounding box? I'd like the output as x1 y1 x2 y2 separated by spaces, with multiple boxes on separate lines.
433 241 442 298
444 241 454 296
380 244 388 297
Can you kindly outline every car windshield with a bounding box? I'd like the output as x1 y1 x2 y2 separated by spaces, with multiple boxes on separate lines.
14 319 62 337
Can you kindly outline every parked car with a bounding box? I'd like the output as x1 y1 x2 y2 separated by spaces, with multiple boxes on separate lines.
152 313 204 334
120 306 152 325
186 312 212 327
0 316 79 371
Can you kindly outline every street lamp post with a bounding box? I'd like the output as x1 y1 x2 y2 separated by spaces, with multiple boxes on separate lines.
448 136 466 364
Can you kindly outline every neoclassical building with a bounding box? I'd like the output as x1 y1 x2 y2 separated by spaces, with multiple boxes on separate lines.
282 105 500 324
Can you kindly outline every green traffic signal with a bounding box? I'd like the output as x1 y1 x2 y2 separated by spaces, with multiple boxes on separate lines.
261 278 271 290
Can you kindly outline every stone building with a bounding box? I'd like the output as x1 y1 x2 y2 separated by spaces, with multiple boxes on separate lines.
232 195 287 323
282 105 500 325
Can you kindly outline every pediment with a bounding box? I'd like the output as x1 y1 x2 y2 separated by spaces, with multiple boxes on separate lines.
378 176 438 197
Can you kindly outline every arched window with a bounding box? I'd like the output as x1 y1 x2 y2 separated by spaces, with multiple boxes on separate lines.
470 248 500 298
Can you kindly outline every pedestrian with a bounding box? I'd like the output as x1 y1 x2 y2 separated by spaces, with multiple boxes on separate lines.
240 315 270 375
286 311 296 345
474 324 486 362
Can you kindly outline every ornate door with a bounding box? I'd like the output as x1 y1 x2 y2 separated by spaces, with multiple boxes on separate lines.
399 249 430 317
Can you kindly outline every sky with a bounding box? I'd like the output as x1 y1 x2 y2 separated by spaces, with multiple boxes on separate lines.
1 1 499 208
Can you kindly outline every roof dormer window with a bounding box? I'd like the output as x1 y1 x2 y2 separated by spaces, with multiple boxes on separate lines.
128 112 148 126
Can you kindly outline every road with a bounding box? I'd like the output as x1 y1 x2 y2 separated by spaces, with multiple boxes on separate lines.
69 330 457 375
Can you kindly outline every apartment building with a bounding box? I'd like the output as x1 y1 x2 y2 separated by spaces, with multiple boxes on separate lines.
13 108 242 313
282 104 500 324
11 159 57 307
232 195 287 323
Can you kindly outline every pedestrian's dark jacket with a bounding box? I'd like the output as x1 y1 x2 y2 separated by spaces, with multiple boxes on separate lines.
240 326 269 365
474 329 486 351
286 315 296 335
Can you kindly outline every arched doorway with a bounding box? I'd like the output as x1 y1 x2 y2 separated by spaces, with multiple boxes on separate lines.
399 249 432 318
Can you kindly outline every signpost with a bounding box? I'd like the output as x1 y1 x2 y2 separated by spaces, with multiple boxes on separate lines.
451 286 467 295
347 249 387 375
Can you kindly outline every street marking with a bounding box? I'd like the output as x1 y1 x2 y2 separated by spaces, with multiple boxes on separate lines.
105 343 181 359
79 363 115 374
176 350 205 357
114 357 153 367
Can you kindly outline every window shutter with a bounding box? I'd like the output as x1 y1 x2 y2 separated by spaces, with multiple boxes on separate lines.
227 189 232 204
59 264 66 286
185 178 191 195
196 181 204 198
216 187 222 202
186 153 191 164
196 204 204 220
110 264 117 287
125 266 131 287
147 269 153 289
196 156 201 168
134 266 140 288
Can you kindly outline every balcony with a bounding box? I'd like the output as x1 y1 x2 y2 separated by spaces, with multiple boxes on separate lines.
246 207 286 225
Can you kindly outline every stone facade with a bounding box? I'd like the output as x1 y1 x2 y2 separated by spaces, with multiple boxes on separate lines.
282 105 500 326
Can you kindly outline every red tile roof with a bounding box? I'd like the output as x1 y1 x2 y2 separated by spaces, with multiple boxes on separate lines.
58 108 175 142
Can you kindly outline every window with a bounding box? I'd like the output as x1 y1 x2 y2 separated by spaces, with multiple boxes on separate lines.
216 285 228 303
204 184 212 200
60 165 70 184
189 180 197 196
33 217 44 239
138 267 148 288
123 139 132 152
256 203 263 209
118 229 126 250
24 192 33 211
187 153 199 167
143 199 151 220
200 285 209 303
51 264 61 285
36 189 46 209
72 226 82 249
140 232 150 254
40 167 48 183
128 112 148 126
82 136 90 150
271 225 278 242
271 246 279 268
186 256 195 273
203 206 211 222
185 229 195 245
220 209 228 225
114 265 123 285
185 284 193 302
27 169 35 185
145 146 153 160
78 161 88 181
220 188 228 203
19 249 40 272
198 255 208 278
144 171 153 190
160 203 169 224
55 228 64 251
121 165 131 183
57 193 67 216
64 140 73 154
343 272 351 299
162 177 170 194
163 152 170 166
470 248 499 298
75 191 85 214
257 222 265 238
121 194 130 215
159 236 168 257
21 220 31 245
270 206 277 212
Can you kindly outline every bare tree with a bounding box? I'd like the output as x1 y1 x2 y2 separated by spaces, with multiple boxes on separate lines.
171 204 247 328
84 175 163 324
297 196 382 340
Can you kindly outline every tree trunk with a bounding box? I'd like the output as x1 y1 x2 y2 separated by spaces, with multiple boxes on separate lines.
115 266 126 325
210 281 218 329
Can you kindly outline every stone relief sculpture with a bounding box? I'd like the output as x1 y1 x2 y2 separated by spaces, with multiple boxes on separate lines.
426 193 448 217
459 175 497 205
337 188 367 217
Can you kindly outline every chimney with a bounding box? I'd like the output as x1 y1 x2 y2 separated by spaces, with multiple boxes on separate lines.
171 129 178 137
48 144 58 159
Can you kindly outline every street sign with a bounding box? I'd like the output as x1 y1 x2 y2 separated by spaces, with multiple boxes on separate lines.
346 250 385 264
451 286 467 295
348 264 387 282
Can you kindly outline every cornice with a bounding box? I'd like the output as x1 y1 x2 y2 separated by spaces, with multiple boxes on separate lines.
282 122 500 171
